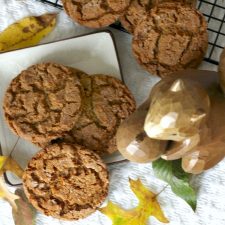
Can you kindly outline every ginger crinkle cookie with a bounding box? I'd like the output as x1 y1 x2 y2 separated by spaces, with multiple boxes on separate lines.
120 0 197 34
23 143 109 220
132 3 208 77
64 74 136 155
3 63 85 146
62 0 131 28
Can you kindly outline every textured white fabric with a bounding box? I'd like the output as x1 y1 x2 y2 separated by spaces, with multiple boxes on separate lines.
0 0 225 225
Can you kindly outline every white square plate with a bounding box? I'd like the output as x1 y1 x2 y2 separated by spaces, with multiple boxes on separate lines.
0 31 126 185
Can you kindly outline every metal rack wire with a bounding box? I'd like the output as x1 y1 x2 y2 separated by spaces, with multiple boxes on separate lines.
37 0 225 65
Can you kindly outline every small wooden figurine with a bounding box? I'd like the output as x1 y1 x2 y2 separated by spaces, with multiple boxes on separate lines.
117 48 225 174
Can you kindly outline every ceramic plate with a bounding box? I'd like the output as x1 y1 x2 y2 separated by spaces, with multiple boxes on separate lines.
0 31 126 185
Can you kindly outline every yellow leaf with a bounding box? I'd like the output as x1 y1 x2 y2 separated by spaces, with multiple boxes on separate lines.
0 13 57 52
100 179 169 225
0 156 24 178
0 177 20 211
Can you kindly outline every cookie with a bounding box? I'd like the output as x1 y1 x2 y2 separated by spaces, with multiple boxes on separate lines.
132 3 208 77
152 0 197 6
219 47 225 93
120 0 151 34
63 74 136 155
23 143 109 220
62 0 131 28
3 63 85 145
120 0 197 34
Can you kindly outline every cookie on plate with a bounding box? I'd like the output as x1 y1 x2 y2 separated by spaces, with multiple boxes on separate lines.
23 143 109 220
132 3 208 77
62 0 131 28
63 74 136 155
3 63 85 146
120 0 197 34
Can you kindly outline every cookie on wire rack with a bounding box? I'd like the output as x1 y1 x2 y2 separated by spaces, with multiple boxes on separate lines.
132 2 208 77
62 0 131 28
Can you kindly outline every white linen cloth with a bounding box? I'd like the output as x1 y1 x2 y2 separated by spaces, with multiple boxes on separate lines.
0 0 225 225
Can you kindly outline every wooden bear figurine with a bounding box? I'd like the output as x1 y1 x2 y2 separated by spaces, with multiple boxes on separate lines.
117 68 225 174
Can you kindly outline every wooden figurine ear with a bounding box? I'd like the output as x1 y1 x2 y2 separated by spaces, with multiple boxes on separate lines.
169 79 185 92
116 99 167 163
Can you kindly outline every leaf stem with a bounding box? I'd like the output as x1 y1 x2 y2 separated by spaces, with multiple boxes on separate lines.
154 185 169 198
9 137 20 157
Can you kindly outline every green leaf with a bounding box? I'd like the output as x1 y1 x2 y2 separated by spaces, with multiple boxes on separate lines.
12 189 36 225
152 158 197 211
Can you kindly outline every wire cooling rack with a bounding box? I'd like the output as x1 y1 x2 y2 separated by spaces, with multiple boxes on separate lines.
37 0 225 65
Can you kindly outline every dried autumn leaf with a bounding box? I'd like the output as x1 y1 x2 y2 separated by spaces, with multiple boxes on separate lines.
0 156 24 178
0 177 19 210
100 179 169 225
0 13 57 52
12 189 36 225
152 158 197 210
0 156 24 210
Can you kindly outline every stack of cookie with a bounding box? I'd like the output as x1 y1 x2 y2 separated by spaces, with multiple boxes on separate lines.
62 0 208 77
3 62 136 220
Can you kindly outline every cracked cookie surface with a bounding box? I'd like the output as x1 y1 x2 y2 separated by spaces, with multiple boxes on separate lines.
62 0 131 28
132 3 208 77
63 74 136 155
120 0 152 34
120 0 197 33
152 0 197 5
3 63 85 145
23 143 109 220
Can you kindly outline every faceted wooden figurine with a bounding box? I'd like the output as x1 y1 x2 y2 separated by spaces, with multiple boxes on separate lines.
117 65 225 174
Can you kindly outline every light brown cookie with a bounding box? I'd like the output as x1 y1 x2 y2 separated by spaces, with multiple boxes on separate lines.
3 63 85 145
152 0 197 6
62 0 131 28
219 47 225 93
132 3 208 77
23 143 109 220
120 0 197 34
63 74 136 155
120 0 151 34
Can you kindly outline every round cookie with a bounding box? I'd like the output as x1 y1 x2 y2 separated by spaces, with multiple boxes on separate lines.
64 74 136 155
120 0 197 34
132 3 208 77
3 63 85 145
62 0 131 28
23 143 109 220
